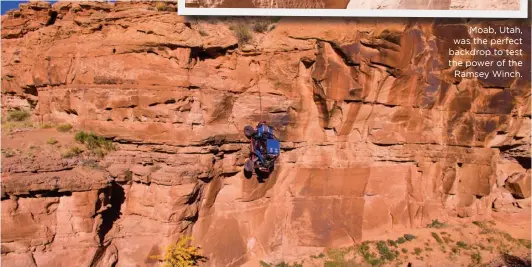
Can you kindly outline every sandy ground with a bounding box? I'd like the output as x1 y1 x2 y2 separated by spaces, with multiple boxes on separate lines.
1 127 79 160
251 212 531 267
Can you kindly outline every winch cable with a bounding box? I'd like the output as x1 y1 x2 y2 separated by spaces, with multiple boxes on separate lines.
257 64 264 123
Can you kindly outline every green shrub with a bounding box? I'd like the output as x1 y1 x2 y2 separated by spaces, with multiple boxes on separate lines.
401 248 408 253
431 232 443 244
275 262 302 267
74 131 88 143
501 232 515 242
377 241 397 261
471 252 481 264
518 239 531 249
456 241 468 249
472 221 487 228
387 239 397 247
396 237 406 244
74 131 115 157
413 248 422 255
326 248 347 262
324 261 343 267
358 242 382 266
473 221 497 235
5 109 30 122
404 234 416 241
56 123 73 132
232 23 252 45
310 253 325 259
427 219 446 229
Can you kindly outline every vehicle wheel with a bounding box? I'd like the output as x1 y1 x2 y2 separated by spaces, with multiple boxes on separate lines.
244 159 254 173
244 125 256 139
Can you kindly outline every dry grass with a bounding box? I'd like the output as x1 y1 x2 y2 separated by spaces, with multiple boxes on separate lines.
198 28 209 36
231 23 252 45
2 109 33 132
2 148 17 158
155 1 168 11
5 109 30 122
62 146 83 158
47 138 58 145
252 21 270 33
56 123 73 133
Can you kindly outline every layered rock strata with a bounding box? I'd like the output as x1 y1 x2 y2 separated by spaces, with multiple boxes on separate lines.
1 2 530 266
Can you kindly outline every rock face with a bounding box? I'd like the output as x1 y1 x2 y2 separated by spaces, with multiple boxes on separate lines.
186 0 520 10
1 2 531 267
346 0 521 10
186 0 351 8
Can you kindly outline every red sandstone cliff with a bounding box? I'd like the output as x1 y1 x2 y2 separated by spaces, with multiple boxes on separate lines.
1 2 531 267
186 0 520 10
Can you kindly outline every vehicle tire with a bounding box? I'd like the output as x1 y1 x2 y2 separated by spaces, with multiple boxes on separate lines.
244 125 256 139
244 159 254 173
269 162 275 173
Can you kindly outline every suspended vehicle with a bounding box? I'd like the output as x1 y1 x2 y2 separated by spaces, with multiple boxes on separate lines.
242 65 281 175
243 122 280 174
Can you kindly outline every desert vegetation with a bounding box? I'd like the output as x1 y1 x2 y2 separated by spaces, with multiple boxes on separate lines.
261 221 532 267
230 23 252 45
151 236 206 267
2 109 32 132
74 131 116 158
56 123 73 132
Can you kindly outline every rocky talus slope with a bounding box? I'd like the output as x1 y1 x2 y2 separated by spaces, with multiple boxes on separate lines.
1 2 530 267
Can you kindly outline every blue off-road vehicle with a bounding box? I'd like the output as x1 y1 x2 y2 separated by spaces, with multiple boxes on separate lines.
244 122 280 174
